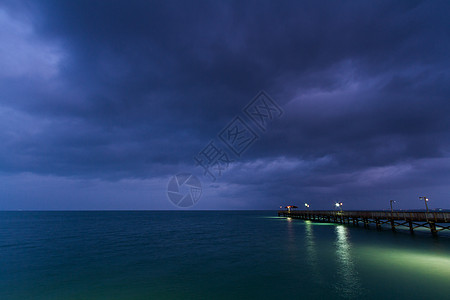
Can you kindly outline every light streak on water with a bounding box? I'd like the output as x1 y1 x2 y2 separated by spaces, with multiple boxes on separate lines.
334 225 364 298
304 220 322 284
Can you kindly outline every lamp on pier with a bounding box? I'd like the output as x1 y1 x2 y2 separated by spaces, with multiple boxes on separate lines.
419 196 429 213
390 200 396 213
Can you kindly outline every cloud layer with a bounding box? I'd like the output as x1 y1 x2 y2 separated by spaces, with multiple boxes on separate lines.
0 0 449 209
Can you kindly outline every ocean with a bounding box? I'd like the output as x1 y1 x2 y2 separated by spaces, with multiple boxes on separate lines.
1 211 449 299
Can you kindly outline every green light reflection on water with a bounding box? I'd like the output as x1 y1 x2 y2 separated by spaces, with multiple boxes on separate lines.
359 246 450 282
334 225 365 298
271 215 450 295
263 215 338 225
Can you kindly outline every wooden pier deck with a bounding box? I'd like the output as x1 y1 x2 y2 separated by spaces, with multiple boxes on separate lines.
277 210 450 236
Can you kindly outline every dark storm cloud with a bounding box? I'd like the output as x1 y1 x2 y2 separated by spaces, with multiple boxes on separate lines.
0 0 449 208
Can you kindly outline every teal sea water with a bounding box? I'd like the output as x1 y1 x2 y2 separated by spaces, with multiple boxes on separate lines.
1 211 449 299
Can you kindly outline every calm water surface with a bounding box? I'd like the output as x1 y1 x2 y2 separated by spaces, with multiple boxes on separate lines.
1 211 449 299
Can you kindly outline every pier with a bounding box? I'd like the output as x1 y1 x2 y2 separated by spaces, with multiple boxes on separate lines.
277 210 450 236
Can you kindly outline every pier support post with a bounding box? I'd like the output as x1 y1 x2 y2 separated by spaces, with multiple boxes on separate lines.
390 219 396 232
409 221 414 234
429 222 438 237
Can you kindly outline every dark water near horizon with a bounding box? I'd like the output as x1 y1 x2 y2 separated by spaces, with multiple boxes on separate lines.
1 211 449 299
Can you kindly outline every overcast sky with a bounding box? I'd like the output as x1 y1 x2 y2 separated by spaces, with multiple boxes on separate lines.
0 0 449 210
